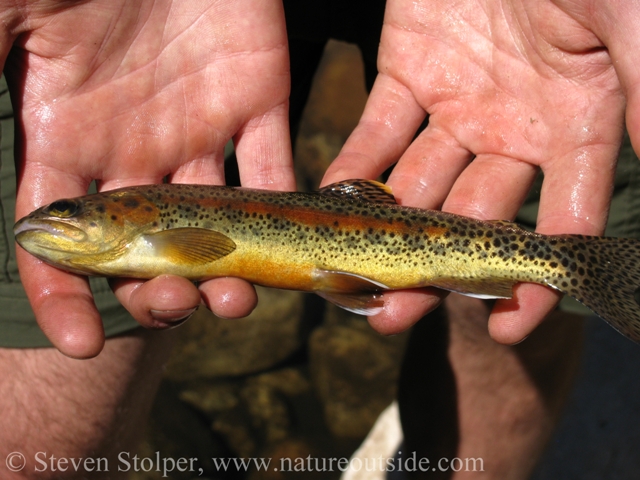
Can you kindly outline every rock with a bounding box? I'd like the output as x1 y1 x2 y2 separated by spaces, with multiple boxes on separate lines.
294 40 368 190
178 369 310 461
294 132 345 190
179 381 241 416
164 287 306 380
310 306 409 438
132 381 238 480
240 369 311 445
212 406 260 460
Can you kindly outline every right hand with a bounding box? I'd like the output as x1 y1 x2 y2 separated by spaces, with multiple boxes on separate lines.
5 0 294 358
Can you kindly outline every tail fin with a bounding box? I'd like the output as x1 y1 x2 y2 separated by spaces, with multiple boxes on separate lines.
549 236 640 343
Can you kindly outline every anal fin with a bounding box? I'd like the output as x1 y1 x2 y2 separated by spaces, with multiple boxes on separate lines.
428 277 515 299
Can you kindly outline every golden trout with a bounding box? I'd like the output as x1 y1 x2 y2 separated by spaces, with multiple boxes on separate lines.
14 180 640 342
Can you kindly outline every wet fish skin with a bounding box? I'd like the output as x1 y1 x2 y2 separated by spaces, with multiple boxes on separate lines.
13 180 640 343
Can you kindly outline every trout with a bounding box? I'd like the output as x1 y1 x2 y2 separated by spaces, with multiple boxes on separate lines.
14 180 640 343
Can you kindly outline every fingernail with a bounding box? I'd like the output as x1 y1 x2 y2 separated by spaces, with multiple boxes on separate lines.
150 307 198 329
510 335 529 346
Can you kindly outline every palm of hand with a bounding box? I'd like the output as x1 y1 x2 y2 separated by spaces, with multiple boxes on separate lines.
9 0 291 195
325 0 626 342
6 0 293 357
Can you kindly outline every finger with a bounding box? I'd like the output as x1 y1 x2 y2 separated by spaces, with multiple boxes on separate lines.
234 102 296 191
168 104 293 319
198 277 258 319
167 152 228 187
386 126 472 208
322 74 426 186
99 174 174 193
111 275 202 329
626 90 640 156
15 164 109 357
489 145 618 343
489 283 562 344
102 105 291 327
440 154 555 344
368 288 447 335
363 128 473 334
374 154 539 335
443 154 552 344
319 75 447 334
592 3 640 153
16 249 106 358
441 153 540 220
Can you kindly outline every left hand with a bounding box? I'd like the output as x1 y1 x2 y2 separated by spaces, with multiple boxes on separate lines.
323 0 629 343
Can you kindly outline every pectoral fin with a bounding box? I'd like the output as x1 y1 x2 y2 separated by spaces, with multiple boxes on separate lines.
144 228 236 265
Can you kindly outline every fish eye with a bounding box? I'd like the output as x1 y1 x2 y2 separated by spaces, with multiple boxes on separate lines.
44 199 80 218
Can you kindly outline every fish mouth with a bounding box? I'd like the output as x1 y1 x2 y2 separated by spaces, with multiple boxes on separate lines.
14 218 88 248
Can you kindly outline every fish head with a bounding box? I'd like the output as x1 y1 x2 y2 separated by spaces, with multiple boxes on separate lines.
14 189 160 274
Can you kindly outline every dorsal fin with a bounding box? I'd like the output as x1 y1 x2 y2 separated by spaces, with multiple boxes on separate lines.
318 179 397 205
486 219 522 231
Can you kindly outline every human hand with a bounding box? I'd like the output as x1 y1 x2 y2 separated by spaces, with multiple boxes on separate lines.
324 0 636 343
4 0 294 357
